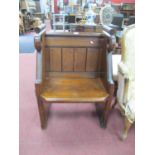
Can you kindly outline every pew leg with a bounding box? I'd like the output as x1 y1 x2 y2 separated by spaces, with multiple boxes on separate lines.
121 117 132 140
95 103 104 128
96 97 112 128
37 98 49 129
101 97 112 128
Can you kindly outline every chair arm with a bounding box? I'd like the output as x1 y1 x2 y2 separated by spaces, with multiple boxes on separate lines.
106 51 115 96
102 27 115 95
34 29 46 95
35 51 42 83
118 62 132 80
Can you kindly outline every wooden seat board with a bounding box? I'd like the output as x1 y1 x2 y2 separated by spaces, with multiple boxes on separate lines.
41 78 109 103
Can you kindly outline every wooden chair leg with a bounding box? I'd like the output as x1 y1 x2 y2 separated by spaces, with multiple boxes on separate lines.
37 98 49 129
121 117 132 140
112 97 117 109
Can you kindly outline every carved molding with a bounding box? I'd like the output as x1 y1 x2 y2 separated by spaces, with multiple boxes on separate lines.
34 36 42 52
106 37 113 52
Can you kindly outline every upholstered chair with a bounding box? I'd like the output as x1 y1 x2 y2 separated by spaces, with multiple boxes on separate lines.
116 24 135 140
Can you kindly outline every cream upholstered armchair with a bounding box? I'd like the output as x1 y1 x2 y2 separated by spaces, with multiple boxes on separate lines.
116 24 135 140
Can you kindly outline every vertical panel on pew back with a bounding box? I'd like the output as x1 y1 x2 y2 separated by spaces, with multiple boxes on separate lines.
74 48 87 72
50 48 62 71
45 47 50 72
86 48 99 72
62 48 74 71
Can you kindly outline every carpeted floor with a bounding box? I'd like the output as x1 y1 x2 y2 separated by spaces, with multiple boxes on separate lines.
19 53 135 155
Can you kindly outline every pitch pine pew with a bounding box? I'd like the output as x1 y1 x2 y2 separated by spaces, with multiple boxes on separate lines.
34 30 114 129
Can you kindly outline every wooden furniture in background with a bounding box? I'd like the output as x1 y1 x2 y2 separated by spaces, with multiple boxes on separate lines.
19 12 25 34
52 14 67 31
69 24 103 32
120 3 135 18
34 30 114 129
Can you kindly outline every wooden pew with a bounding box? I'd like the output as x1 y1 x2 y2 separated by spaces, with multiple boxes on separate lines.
34 30 114 129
